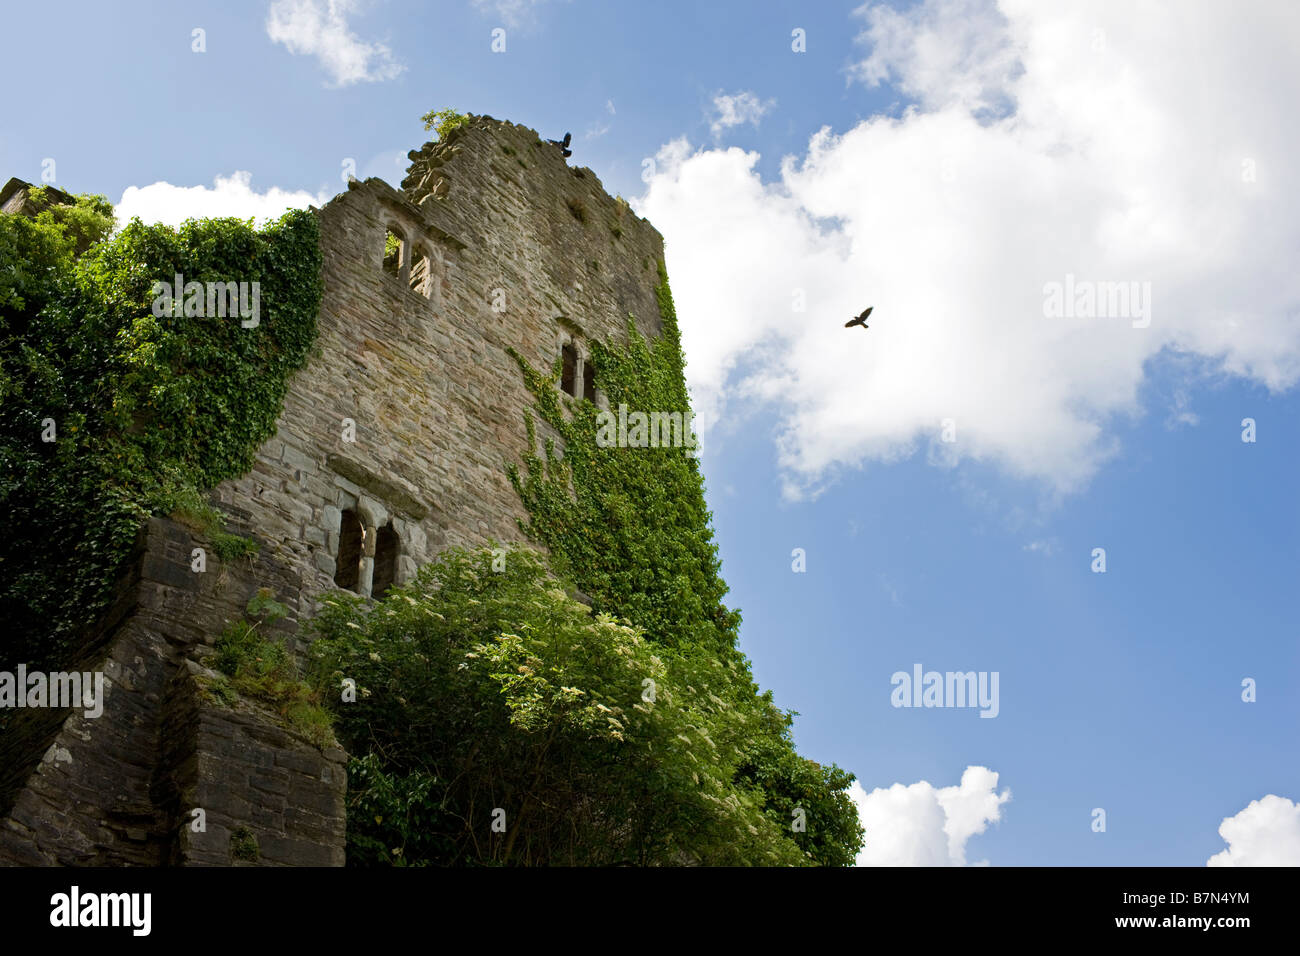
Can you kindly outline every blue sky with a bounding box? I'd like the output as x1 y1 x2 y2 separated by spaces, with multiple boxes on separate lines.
4 0 1298 866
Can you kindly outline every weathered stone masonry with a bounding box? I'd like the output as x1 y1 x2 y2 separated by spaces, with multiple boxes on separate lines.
0 117 667 865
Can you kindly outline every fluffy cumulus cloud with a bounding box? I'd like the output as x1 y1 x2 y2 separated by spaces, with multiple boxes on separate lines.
852 0 1024 120
115 172 331 229
709 91 776 138
267 0 404 86
637 0 1300 499
849 766 1010 866
1207 795 1300 867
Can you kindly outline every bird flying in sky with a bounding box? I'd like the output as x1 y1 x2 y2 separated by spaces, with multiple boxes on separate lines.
845 306 873 329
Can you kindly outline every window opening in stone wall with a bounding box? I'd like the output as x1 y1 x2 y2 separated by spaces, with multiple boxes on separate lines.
582 357 596 401
371 523 400 598
560 343 578 396
409 248 431 297
383 228 403 278
335 509 364 591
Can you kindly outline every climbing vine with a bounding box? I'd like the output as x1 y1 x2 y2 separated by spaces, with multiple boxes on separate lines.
507 262 742 660
0 199 322 669
505 262 864 864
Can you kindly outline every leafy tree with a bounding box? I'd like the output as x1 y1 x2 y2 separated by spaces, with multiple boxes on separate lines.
313 546 852 866
0 190 113 338
420 108 470 141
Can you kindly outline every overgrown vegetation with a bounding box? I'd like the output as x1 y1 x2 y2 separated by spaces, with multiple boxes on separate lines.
229 826 260 862
209 589 334 748
421 107 471 141
0 191 322 670
322 256 863 866
2 140 861 865
507 261 740 659
168 483 261 563
313 547 859 865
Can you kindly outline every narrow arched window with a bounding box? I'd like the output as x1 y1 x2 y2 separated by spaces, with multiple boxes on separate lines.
383 228 403 278
582 356 596 401
371 523 400 598
335 509 364 591
560 343 578 396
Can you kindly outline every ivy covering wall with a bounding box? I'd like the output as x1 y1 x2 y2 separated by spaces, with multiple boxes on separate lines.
1 179 862 866
506 263 740 661
0 195 322 669
317 262 864 865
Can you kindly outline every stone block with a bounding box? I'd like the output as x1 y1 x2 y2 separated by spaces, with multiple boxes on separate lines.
322 504 342 534
357 494 388 530
281 444 319 475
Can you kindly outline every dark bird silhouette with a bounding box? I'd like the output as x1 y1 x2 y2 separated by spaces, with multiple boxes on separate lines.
548 132 573 158
845 306 873 329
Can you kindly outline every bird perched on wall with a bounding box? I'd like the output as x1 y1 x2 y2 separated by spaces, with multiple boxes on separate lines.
548 132 573 158
845 306 873 329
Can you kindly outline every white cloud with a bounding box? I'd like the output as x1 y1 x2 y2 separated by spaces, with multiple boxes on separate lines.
848 765 1010 866
267 0 404 86
1207 795 1300 866
471 0 560 28
852 0 1024 119
637 1 1300 499
115 172 331 229
708 91 776 138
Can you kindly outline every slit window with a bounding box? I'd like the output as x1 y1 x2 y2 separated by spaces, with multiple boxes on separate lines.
372 523 400 599
582 358 595 401
335 509 364 591
560 343 578 396
383 229 403 278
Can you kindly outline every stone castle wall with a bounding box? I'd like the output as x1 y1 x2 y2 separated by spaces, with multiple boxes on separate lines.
214 116 664 611
0 117 667 866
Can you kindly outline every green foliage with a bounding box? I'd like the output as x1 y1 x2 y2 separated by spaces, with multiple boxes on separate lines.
167 483 261 563
229 826 260 862
732 704 866 868
245 587 289 622
345 753 443 866
502 262 863 864
0 191 114 333
211 531 260 564
315 259 863 865
507 262 739 659
420 108 470 141
212 590 333 748
312 546 835 865
0 202 322 670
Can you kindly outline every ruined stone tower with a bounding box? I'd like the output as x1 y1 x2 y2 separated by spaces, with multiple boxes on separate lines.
0 117 668 865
